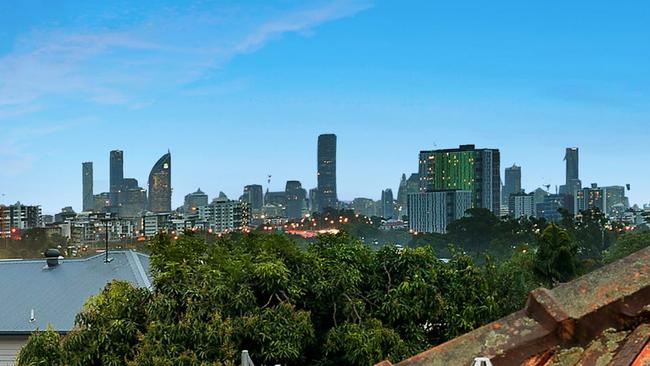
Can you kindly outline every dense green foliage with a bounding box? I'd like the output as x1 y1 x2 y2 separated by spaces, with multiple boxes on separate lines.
16 326 64 366
17 207 649 365
603 229 650 263
533 224 579 284
19 232 535 366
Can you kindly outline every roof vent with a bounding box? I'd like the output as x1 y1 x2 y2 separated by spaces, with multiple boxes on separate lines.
472 358 493 366
44 248 63 268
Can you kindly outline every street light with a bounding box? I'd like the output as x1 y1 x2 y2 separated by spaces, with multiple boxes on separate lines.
98 214 115 263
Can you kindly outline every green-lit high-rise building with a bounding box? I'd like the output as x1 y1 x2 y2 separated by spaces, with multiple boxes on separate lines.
418 144 500 215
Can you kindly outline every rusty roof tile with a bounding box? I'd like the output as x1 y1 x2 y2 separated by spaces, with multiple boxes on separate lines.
572 328 628 365
631 341 650 366
609 323 650 365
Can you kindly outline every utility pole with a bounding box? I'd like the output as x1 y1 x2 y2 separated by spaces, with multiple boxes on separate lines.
104 219 109 262
1 205 6 249
99 214 114 263
0 194 6 249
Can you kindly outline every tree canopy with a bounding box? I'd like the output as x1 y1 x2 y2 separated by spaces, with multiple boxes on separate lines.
18 232 532 366
17 207 649 365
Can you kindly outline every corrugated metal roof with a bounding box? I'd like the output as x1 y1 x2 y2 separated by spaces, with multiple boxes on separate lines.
0 250 151 334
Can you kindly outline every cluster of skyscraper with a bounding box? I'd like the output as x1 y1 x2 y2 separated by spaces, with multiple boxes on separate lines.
500 148 630 222
2 134 641 242
404 145 632 234
72 135 638 241
231 134 339 222
179 137 630 238
82 150 172 217
66 133 341 241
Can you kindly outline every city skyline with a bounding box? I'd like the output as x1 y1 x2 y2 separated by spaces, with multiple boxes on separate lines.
0 136 644 215
2 3 650 366
1 1 649 213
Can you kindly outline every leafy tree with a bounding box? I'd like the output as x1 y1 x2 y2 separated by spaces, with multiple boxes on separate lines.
18 231 536 366
237 303 314 364
603 230 650 264
534 224 579 284
446 208 500 253
322 319 408 366
573 208 611 260
437 251 500 339
367 245 445 347
407 232 449 255
16 326 65 366
487 247 541 314
64 281 150 366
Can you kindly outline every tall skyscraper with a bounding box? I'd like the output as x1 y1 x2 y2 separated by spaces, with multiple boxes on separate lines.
308 188 319 213
502 164 522 205
243 184 264 211
285 180 307 219
381 188 395 219
560 147 582 196
119 178 147 217
565 147 579 183
109 150 124 207
396 174 409 219
82 162 94 212
418 144 501 215
317 134 337 211
148 152 172 213
396 174 408 205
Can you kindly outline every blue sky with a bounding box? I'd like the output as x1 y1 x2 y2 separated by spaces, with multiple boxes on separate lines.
0 0 649 214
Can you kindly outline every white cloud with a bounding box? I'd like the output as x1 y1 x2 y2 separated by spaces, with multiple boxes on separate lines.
0 1 372 119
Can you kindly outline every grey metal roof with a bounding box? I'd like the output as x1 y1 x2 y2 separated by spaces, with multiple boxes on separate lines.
0 250 152 334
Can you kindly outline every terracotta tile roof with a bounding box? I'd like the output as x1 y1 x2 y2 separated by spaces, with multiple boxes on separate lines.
375 246 650 366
